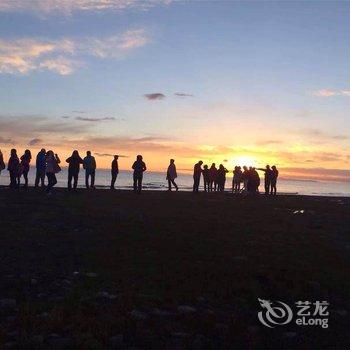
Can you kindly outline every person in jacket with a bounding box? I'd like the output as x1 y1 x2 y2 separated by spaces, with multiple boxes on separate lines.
35 149 46 188
193 160 203 193
232 166 243 193
18 149 32 188
66 150 83 191
271 165 279 195
7 149 19 189
216 164 228 192
166 159 178 191
83 151 96 189
45 151 60 194
132 155 147 194
111 155 119 190
258 165 272 195
209 163 217 192
202 165 210 192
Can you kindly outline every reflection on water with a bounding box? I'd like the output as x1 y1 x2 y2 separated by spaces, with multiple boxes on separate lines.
0 169 349 197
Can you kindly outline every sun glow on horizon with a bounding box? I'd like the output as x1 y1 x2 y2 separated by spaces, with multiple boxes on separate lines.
233 155 257 168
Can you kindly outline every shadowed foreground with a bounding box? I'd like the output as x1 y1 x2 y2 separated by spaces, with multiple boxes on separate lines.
0 189 349 349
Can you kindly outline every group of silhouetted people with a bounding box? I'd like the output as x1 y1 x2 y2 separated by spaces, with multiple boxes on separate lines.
192 161 279 195
0 148 148 194
0 148 279 195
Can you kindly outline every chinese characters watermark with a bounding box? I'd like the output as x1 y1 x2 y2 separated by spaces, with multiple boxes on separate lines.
258 298 329 328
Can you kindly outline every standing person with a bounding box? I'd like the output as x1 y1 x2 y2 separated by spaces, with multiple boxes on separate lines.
192 160 203 193
242 166 249 193
83 151 96 189
166 159 178 191
217 164 228 192
35 148 46 188
202 165 210 192
250 167 260 194
271 165 279 195
233 166 243 193
45 151 61 194
209 163 217 192
258 165 272 195
0 150 5 176
132 155 146 194
66 150 83 191
7 149 19 189
110 155 119 190
18 149 32 188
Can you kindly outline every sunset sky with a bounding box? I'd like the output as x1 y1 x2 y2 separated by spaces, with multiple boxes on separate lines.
0 0 350 180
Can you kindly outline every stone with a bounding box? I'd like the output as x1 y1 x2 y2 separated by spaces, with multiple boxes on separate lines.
130 309 147 320
177 305 196 314
85 272 98 278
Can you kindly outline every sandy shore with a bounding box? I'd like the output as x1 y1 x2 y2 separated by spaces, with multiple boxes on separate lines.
0 189 349 348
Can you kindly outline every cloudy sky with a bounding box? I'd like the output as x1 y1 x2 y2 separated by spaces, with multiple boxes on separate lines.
0 0 350 180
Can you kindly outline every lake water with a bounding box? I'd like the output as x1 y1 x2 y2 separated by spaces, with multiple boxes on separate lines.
0 168 349 197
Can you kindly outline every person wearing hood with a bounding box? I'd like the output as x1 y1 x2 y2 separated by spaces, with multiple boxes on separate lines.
66 150 83 191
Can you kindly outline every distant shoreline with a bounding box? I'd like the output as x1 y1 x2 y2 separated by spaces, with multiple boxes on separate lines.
2 185 350 199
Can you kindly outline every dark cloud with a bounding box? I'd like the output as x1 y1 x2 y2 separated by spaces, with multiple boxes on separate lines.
75 117 116 122
299 128 349 142
144 93 165 100
95 153 129 158
0 115 90 137
72 110 87 114
61 116 70 119
0 136 14 144
134 136 169 142
28 138 42 146
174 92 194 97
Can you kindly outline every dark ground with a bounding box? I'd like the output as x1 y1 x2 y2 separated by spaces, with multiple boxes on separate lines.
0 188 349 349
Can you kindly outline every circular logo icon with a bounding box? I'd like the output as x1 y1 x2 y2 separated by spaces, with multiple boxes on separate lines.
258 298 293 328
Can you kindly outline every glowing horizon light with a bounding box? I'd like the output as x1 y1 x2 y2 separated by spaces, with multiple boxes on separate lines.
234 156 256 167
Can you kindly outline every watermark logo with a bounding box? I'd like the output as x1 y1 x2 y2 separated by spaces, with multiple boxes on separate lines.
258 298 293 328
258 299 329 329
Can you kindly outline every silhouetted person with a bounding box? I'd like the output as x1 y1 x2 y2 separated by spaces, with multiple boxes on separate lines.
132 155 146 194
193 160 203 193
8 149 19 189
258 165 272 195
83 151 96 189
0 150 5 175
248 167 260 194
18 149 32 188
209 163 217 192
166 159 178 191
217 164 228 192
203 165 210 192
233 166 243 193
111 155 119 189
66 150 83 191
242 166 249 192
271 165 279 195
45 151 60 194
35 148 46 188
